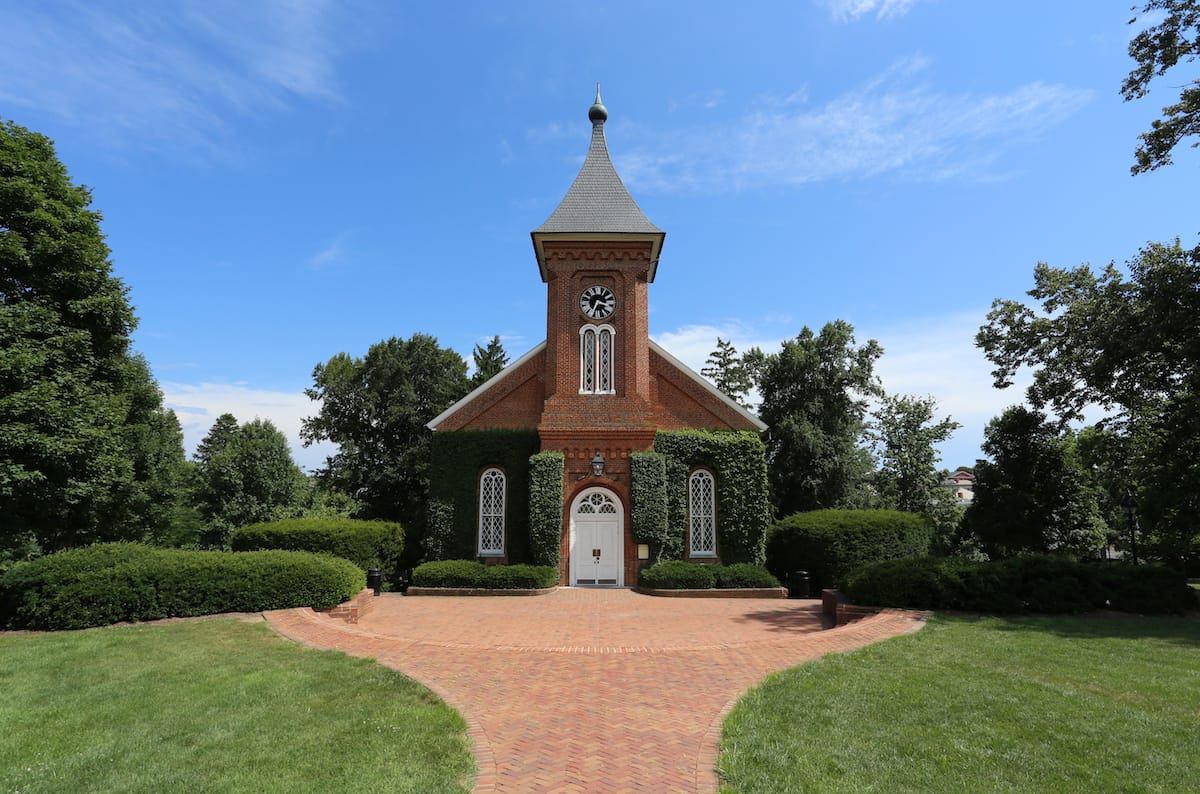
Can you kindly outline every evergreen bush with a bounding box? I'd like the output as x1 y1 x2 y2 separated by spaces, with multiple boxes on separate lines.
765 509 933 591
714 563 781 589
637 560 718 589
844 555 1195 614
410 560 558 589
0 543 364 630
230 518 403 572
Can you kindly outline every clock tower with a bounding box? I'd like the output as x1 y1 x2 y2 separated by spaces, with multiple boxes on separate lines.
531 88 666 475
427 90 767 587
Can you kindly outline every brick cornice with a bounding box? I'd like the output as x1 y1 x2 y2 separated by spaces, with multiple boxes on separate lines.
542 242 653 266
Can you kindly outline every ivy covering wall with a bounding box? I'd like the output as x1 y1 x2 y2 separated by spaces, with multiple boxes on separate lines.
528 451 565 567
651 430 771 564
426 429 540 562
629 451 675 561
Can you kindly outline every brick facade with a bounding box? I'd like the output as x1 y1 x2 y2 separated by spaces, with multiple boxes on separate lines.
427 96 766 587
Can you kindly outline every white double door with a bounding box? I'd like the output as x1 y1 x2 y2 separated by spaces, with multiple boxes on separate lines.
570 488 623 586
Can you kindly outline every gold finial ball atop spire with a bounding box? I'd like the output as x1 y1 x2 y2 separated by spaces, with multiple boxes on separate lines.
588 83 608 123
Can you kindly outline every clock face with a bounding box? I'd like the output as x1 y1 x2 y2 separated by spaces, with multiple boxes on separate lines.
579 285 616 320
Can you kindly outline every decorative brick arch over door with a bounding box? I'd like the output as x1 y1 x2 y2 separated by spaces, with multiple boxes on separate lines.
569 487 624 586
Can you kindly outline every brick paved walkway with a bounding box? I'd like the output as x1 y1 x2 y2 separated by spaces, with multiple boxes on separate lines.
264 589 926 793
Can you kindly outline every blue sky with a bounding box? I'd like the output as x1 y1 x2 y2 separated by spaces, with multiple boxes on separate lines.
2 0 1196 472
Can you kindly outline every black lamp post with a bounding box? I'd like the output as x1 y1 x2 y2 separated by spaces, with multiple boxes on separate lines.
1121 489 1139 565
591 450 605 478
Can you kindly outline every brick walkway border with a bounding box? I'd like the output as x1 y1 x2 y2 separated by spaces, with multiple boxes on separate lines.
265 589 926 793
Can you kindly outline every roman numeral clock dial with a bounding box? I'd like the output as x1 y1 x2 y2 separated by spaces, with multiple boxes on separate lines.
580 285 616 320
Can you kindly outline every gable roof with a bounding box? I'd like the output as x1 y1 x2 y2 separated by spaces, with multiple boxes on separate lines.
531 90 665 282
426 342 546 431
426 338 769 435
649 340 768 432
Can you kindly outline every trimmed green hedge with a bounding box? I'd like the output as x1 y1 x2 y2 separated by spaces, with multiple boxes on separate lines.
715 562 781 589
528 451 564 567
639 560 717 589
0 543 365 630
844 556 1197 614
766 509 932 591
410 560 558 589
637 561 780 589
231 518 403 572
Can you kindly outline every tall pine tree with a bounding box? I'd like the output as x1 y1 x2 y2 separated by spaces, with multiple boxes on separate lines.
471 335 509 387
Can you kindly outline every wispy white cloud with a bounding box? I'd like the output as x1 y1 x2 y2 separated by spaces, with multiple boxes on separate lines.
163 381 336 472
818 0 925 22
307 237 347 270
0 0 351 159
617 58 1094 192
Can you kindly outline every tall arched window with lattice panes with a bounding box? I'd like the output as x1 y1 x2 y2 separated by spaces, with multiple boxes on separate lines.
579 324 615 394
478 468 506 556
688 469 716 557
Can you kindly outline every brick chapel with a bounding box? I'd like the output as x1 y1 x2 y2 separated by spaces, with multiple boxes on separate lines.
427 91 768 587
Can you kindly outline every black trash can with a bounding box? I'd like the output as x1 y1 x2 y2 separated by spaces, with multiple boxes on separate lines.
397 567 413 594
366 567 382 596
788 570 811 599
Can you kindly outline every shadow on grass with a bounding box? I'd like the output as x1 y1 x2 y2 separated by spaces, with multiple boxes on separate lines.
934 610 1200 648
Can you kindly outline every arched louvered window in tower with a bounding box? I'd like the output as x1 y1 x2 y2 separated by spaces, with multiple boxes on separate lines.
579 324 615 394
688 469 716 557
478 468 506 556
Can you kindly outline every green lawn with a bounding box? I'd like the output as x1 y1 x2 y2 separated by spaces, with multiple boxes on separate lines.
720 613 1200 793
0 618 474 793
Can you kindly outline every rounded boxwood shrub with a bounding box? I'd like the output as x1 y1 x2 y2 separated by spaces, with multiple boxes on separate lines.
0 543 365 630
765 509 932 592
638 560 717 590
410 560 558 589
231 518 403 572
844 555 1195 614
713 563 780 589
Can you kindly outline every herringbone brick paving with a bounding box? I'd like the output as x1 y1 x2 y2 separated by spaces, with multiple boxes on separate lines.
265 589 926 793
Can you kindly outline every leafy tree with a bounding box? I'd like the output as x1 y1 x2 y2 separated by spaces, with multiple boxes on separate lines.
977 240 1200 568
1 119 187 554
978 241 1200 422
194 416 306 546
701 337 754 407
1072 425 1132 555
964 407 1106 558
470 335 509 387
1123 1 1200 173
301 334 470 541
757 320 883 515
868 394 961 514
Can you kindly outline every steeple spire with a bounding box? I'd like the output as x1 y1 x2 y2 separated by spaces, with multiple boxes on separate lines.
531 89 665 282
589 83 608 124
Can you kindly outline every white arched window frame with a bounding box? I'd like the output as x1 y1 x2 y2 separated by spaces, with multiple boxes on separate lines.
688 469 717 557
579 324 616 394
478 468 506 556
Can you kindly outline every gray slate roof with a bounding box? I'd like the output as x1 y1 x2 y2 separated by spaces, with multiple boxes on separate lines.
533 120 662 235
